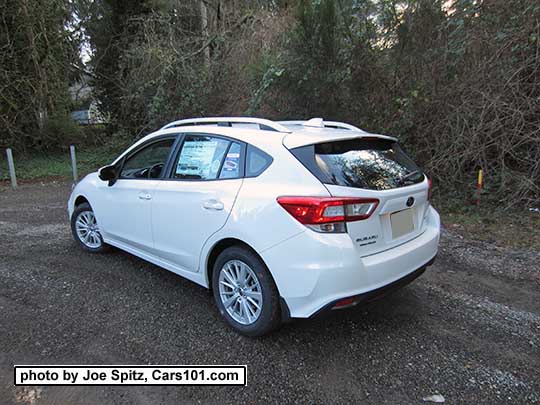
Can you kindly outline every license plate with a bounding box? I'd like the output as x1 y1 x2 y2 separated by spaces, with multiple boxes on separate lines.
390 209 414 239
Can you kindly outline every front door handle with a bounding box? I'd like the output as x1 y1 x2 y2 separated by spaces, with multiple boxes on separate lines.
138 192 152 201
203 199 224 211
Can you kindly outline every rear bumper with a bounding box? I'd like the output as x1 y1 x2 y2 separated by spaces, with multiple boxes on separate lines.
262 205 440 318
308 255 434 318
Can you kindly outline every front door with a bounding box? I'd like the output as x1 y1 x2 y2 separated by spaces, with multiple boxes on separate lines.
95 137 176 252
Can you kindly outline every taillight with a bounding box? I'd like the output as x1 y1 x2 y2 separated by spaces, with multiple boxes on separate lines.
427 177 432 200
276 196 379 233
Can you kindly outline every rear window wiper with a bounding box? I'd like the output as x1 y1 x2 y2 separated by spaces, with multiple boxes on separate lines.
398 170 423 185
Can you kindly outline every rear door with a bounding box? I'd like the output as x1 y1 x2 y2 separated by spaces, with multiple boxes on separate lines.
291 138 430 256
151 134 244 272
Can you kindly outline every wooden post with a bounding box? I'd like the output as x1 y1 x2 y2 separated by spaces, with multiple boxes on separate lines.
69 145 78 182
6 148 17 189
476 169 483 207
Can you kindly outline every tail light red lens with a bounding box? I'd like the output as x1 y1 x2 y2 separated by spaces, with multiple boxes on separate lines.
276 196 379 226
427 177 432 200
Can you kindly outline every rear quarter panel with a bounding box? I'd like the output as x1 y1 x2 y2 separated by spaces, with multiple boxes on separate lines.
198 143 330 286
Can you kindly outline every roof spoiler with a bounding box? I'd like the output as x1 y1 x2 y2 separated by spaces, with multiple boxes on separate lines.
277 119 367 132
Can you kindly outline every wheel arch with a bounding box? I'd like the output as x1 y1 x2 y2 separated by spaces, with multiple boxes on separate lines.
74 195 90 208
205 238 257 290
204 237 290 323
69 194 92 219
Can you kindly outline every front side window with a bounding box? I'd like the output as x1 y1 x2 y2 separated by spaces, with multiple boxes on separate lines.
120 138 175 179
173 135 241 180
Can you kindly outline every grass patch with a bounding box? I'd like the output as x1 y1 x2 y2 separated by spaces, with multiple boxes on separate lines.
438 203 540 251
0 146 119 181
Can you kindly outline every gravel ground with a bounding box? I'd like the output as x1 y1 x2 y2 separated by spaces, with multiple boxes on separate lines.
1 181 539 404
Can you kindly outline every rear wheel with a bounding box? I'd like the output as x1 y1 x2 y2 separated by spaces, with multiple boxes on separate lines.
70 202 109 253
212 246 281 337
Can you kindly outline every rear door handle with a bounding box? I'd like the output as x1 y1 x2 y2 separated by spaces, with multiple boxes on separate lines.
203 199 224 211
138 192 152 200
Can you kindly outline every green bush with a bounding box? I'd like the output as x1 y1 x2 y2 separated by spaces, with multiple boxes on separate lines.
38 115 82 150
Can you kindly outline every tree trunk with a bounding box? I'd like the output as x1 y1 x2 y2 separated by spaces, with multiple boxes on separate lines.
200 0 210 66
20 0 48 133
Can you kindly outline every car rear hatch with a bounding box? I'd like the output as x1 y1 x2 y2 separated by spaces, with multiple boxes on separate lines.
289 136 430 257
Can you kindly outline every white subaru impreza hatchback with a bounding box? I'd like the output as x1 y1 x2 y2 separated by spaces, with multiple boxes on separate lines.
68 117 440 336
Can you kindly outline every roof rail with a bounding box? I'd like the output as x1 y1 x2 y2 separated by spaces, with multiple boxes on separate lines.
278 119 366 132
161 117 291 133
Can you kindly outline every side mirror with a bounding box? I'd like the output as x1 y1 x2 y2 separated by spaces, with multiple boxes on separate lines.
98 165 118 186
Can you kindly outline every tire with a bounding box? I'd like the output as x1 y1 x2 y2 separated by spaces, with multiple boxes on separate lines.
212 246 281 337
70 202 109 253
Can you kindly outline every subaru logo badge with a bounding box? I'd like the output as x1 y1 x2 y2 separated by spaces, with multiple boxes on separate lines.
406 197 415 207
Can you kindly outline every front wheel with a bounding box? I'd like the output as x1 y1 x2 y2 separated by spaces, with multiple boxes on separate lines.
212 246 281 337
70 202 109 253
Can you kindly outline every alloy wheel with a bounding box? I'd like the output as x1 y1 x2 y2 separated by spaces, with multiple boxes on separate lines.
75 210 102 249
218 260 263 325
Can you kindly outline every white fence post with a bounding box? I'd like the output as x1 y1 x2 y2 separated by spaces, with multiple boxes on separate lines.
6 148 17 189
69 145 78 182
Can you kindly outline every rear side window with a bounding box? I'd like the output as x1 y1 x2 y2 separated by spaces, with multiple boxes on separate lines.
292 138 424 190
174 136 230 180
246 145 273 177
219 142 242 179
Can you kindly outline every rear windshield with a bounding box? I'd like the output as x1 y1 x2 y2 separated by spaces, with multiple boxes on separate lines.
291 138 424 190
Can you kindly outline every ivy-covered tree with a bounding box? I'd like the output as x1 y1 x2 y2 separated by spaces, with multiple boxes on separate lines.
0 0 80 150
84 0 152 131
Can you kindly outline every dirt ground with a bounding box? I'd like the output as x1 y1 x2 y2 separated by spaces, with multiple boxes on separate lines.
1 181 539 404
